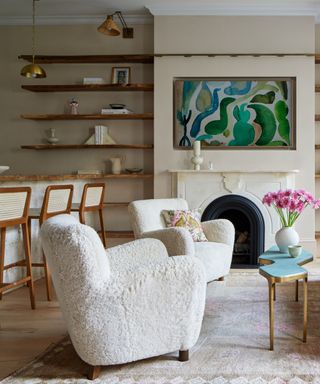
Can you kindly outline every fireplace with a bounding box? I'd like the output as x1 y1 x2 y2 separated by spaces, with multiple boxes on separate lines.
201 194 265 267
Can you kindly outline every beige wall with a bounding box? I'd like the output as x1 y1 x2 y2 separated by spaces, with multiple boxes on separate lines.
0 24 154 176
0 24 154 233
154 16 315 248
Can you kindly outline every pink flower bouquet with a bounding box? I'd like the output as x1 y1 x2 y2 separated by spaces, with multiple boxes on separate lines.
262 189 320 227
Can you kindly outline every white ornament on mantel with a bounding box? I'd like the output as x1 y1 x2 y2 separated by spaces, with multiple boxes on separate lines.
191 141 203 171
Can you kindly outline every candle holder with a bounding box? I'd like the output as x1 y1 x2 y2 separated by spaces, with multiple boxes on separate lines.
191 141 203 171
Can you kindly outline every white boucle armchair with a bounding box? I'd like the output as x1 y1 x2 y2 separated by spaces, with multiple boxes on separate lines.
128 198 235 283
40 214 206 380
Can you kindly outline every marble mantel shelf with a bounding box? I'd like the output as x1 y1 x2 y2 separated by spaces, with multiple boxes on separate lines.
168 169 300 174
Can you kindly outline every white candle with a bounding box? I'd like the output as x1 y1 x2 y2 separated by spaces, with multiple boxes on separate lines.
193 140 201 156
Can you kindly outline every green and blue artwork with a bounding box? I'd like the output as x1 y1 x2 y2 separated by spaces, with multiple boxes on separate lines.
174 78 295 149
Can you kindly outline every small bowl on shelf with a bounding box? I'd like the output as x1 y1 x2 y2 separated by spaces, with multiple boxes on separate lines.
125 168 143 174
109 103 126 109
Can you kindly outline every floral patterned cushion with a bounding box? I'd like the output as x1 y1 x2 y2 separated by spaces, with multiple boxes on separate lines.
161 209 208 242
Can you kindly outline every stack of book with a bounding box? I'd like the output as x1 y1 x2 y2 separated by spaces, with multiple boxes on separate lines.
101 108 131 114
85 125 116 145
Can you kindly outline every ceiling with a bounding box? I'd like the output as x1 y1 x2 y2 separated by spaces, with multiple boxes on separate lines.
1 0 320 24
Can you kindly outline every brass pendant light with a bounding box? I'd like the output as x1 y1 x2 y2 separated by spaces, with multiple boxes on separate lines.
21 0 46 78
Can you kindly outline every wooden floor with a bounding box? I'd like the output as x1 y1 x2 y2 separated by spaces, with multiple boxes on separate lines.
0 278 67 380
1 260 320 381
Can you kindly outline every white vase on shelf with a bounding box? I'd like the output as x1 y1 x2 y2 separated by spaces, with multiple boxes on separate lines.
275 227 299 253
109 157 123 174
47 128 59 145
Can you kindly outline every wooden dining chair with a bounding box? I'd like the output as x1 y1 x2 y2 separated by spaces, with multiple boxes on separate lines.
28 184 73 301
0 187 35 309
71 183 106 247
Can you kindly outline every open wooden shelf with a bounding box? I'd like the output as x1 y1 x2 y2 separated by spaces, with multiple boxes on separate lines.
316 54 320 64
0 173 154 182
316 115 320 122
19 54 154 64
21 144 153 150
316 231 320 239
316 85 320 93
21 83 154 93
315 145 320 150
21 113 154 121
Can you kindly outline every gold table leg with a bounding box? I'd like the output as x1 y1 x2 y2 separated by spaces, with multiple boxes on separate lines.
268 280 275 351
295 280 299 302
303 276 308 342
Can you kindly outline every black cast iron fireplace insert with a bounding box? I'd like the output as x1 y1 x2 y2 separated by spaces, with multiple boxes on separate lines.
201 194 265 267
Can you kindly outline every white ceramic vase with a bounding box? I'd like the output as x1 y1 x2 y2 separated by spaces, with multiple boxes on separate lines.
109 157 122 174
275 227 300 253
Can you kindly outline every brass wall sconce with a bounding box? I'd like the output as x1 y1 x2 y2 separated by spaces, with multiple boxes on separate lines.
97 11 134 38
20 0 46 78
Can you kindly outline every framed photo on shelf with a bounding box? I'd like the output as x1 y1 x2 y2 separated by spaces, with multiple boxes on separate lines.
111 67 131 85
173 77 296 150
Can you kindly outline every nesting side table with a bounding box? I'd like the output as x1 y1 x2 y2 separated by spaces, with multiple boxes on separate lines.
258 246 313 351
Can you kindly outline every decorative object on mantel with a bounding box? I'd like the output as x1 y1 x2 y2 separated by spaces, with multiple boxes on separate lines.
97 11 134 38
20 0 46 79
262 189 320 253
85 125 116 145
208 161 214 170
47 128 59 145
174 77 296 149
69 98 79 115
109 156 124 174
191 140 203 170
0 166 9 174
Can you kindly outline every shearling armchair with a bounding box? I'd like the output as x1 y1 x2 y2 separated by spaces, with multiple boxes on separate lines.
40 214 206 380
128 198 235 283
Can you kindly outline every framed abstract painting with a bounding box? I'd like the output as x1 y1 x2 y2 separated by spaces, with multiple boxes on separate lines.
173 77 296 149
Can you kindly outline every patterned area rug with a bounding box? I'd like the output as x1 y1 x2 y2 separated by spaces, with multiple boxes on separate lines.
3 272 320 384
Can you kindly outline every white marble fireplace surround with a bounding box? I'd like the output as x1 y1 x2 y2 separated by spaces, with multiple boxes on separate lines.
169 170 299 251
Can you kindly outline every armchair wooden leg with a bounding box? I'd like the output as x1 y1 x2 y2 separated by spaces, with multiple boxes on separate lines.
87 365 101 380
179 350 189 362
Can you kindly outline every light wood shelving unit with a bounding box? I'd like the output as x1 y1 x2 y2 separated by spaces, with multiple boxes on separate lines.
19 53 154 239
21 144 153 150
21 83 154 93
21 113 153 120
19 54 154 64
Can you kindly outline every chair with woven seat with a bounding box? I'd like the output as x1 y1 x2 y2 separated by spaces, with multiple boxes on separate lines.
0 187 35 309
71 183 106 248
28 184 73 301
